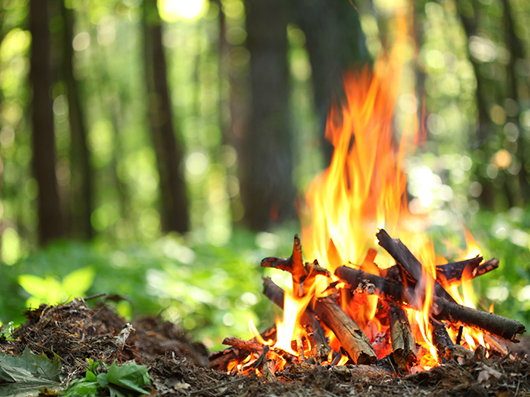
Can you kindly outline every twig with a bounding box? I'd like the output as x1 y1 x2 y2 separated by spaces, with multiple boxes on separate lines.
189 377 248 395
83 293 107 301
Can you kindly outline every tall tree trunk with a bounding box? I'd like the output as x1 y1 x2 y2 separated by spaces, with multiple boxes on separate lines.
142 0 189 234
60 1 95 240
501 0 530 203
241 0 295 230
455 0 497 209
294 0 370 166
29 0 65 245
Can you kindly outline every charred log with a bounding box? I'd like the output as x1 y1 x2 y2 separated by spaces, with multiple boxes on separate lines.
261 235 307 296
433 297 525 342
335 266 412 305
383 301 416 370
431 319 454 362
312 295 377 365
435 255 483 283
376 229 456 304
335 265 526 342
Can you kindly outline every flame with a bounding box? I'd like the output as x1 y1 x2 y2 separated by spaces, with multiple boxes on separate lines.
406 238 438 368
231 11 495 375
445 229 489 351
301 15 414 276
274 288 313 355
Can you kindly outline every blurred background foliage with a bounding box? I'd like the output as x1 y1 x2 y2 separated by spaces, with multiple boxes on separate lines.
1 0 530 350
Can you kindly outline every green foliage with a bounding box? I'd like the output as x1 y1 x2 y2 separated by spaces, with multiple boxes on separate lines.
0 347 63 397
18 267 95 309
61 359 151 397
0 228 295 349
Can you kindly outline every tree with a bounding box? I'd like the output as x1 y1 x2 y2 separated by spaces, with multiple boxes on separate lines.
29 0 66 246
60 1 95 240
142 0 189 234
294 0 370 165
240 0 295 230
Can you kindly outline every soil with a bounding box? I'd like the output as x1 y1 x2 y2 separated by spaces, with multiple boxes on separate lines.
0 298 529 397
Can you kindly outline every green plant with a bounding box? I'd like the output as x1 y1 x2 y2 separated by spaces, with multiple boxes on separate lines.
18 267 96 309
0 347 63 396
61 359 151 397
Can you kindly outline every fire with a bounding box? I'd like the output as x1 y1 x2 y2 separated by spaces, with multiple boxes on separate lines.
445 229 490 351
224 12 503 376
301 16 412 273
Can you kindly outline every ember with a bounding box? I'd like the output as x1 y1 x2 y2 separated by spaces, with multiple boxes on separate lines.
211 15 526 376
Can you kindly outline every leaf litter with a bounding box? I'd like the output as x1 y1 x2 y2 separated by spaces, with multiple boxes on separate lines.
0 298 529 396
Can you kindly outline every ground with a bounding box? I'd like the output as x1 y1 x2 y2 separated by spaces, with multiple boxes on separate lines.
0 299 529 396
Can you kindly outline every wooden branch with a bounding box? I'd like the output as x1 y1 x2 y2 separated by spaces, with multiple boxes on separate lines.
383 300 416 370
431 319 453 362
335 265 526 342
262 277 331 361
261 235 307 296
312 295 377 365
435 255 483 283
222 337 264 353
473 258 499 277
433 297 525 342
376 229 456 304
335 266 412 306
209 325 276 370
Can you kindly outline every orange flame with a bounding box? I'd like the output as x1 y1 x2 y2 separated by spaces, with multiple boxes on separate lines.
301 15 415 278
236 11 494 375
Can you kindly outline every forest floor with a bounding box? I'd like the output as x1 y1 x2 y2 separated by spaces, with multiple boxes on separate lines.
0 300 529 397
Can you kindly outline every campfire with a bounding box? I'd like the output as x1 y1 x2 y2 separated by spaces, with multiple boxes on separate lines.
210 17 526 376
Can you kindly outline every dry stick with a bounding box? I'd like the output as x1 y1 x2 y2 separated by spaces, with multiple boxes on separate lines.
376 229 457 304
312 295 377 365
383 257 499 286
262 277 331 361
222 337 264 353
473 258 499 277
209 325 277 370
382 300 416 370
430 318 454 362
435 256 483 283
433 297 525 342
335 266 526 342
261 235 307 297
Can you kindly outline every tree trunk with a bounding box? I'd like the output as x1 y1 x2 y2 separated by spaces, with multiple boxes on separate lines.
241 0 295 230
455 0 497 209
29 0 65 246
60 1 95 240
142 0 189 234
294 0 370 166
501 0 530 203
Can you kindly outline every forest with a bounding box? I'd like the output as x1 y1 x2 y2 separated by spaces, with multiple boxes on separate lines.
1 0 530 355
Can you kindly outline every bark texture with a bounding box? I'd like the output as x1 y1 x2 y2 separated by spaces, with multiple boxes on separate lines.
29 0 65 246
143 0 189 233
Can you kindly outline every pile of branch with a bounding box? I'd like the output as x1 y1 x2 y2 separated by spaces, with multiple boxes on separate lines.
210 230 525 374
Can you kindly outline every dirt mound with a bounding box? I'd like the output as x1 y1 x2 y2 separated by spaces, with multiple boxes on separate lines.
0 299 529 396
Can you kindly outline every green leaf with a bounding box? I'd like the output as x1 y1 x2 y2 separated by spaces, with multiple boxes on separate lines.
0 347 64 397
18 275 61 303
106 362 151 395
61 267 95 298
85 370 96 382
96 373 108 388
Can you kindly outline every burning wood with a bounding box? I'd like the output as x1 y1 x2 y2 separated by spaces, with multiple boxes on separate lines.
262 277 331 361
211 13 526 376
383 300 416 370
335 264 525 342
312 295 377 365
212 228 525 376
